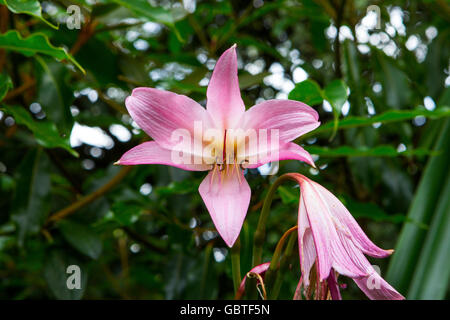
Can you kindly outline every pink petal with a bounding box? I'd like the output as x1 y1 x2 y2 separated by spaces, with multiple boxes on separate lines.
239 99 320 144
311 182 393 258
353 266 405 300
299 177 367 280
298 194 316 287
327 270 342 300
117 141 210 171
237 262 271 296
198 169 251 247
245 142 316 169
206 45 245 129
125 87 213 150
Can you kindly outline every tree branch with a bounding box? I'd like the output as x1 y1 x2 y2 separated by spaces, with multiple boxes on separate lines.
45 166 132 225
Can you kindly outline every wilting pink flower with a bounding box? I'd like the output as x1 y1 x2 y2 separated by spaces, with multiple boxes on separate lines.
116 45 320 247
236 262 270 299
288 173 404 300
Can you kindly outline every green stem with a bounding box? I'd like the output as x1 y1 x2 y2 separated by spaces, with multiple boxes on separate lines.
252 174 296 267
269 232 297 299
200 242 213 298
231 236 241 294
264 226 298 291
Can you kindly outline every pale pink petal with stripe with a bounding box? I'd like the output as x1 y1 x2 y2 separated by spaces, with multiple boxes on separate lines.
198 169 251 247
117 141 210 171
206 45 245 129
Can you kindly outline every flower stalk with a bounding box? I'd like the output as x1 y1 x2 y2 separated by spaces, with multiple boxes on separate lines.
269 231 297 299
263 226 298 292
252 174 297 267
231 236 241 294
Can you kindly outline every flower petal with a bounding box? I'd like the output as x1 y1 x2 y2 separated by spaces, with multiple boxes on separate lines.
117 141 210 171
245 142 316 168
299 176 367 280
353 266 405 300
125 87 213 150
311 182 393 258
327 270 342 300
206 45 245 129
239 99 320 144
198 169 250 247
237 262 270 298
298 194 316 287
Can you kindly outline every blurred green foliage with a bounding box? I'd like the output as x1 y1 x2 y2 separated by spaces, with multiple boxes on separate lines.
0 0 449 300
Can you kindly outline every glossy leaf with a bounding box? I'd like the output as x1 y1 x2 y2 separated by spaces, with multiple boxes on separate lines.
301 106 450 140
44 250 87 300
1 105 78 156
304 145 436 158
0 30 84 73
109 0 187 39
11 148 51 245
35 57 75 135
0 73 13 101
323 79 348 114
288 79 323 106
239 71 271 90
108 202 143 226
323 79 349 139
387 119 450 296
0 0 58 29
59 220 103 260
407 171 450 299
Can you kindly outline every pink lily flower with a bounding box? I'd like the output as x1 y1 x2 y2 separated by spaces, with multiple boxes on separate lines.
116 45 320 247
288 173 404 300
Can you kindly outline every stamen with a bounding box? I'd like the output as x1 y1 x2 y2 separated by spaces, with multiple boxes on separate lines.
210 164 218 186
235 164 242 184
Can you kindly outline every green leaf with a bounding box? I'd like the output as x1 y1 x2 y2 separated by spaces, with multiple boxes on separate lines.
277 186 299 205
323 79 349 140
1 105 78 157
288 79 349 140
343 197 406 224
300 106 450 140
407 170 450 299
44 250 87 300
387 119 450 296
0 0 58 29
107 202 143 226
304 145 437 158
156 180 198 196
91 2 120 17
0 72 13 101
35 56 75 135
374 50 411 109
239 71 271 90
109 0 187 40
323 79 348 114
59 220 103 260
231 35 283 60
11 148 51 245
0 30 84 73
288 79 323 106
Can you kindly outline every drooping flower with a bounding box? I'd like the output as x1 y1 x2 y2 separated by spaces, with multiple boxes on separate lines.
287 173 404 300
236 262 270 299
116 45 320 247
